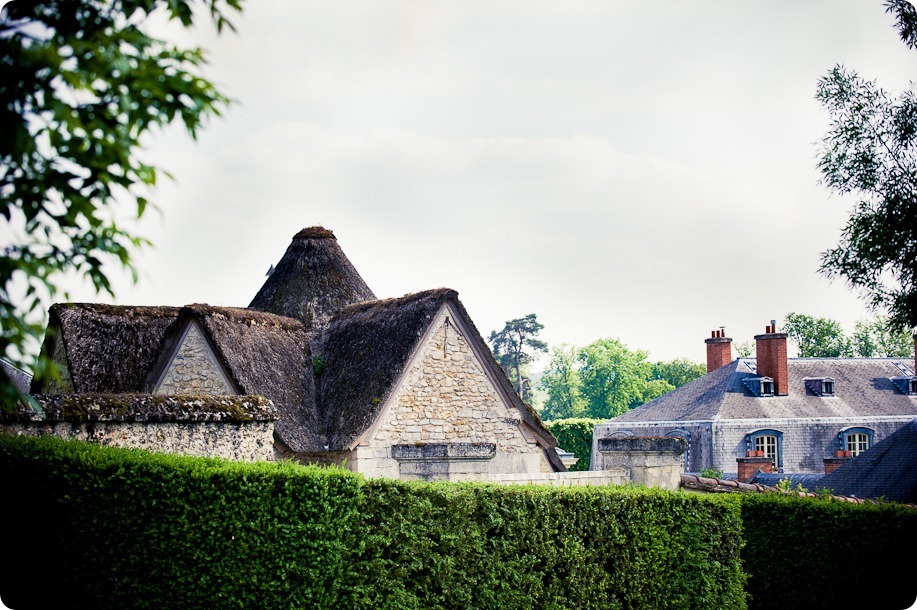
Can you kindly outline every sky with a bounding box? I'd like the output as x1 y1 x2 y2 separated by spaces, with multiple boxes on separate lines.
10 0 917 366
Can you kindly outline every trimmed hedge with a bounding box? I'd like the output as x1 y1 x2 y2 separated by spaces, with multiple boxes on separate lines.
544 418 602 471
0 435 747 609
738 493 917 610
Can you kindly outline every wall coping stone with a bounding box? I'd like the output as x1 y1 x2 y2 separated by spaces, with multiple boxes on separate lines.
2 394 277 424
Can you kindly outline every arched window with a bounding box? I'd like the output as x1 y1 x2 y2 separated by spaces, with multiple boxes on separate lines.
838 427 875 456
666 429 691 470
746 429 783 469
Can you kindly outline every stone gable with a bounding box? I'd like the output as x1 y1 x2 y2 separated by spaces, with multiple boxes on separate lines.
155 322 235 396
355 306 550 479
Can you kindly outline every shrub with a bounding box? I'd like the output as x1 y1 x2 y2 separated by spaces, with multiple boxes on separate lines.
0 434 747 609
544 418 602 471
739 493 917 610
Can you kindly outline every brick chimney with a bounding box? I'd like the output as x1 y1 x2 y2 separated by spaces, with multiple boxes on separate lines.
705 328 733 373
736 450 775 483
755 321 788 396
823 450 853 475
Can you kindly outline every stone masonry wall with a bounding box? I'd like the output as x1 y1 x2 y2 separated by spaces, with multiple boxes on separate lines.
1 420 276 462
357 309 550 480
156 323 235 395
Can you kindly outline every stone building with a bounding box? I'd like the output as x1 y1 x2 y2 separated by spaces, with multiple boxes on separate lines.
591 324 917 478
17 227 579 482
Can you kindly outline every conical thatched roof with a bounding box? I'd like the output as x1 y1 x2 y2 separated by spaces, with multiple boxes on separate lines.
249 227 376 333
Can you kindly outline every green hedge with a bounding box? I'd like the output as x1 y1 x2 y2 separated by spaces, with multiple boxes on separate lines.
738 493 917 610
544 418 602 471
0 435 747 609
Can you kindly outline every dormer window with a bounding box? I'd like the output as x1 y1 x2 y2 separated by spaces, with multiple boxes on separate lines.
804 377 836 397
838 427 875 457
890 376 917 396
743 376 774 397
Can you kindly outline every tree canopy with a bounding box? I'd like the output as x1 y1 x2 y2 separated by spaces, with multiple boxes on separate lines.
487 313 547 402
538 338 704 421
0 0 242 409
815 0 917 332
782 311 913 358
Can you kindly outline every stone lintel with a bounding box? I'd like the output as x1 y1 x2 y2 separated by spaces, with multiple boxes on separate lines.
391 442 497 461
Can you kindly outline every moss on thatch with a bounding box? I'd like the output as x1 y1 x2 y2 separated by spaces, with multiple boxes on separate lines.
2 394 277 423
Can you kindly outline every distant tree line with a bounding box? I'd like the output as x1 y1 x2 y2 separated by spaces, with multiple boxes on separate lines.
782 312 914 358
489 311 915 422
488 313 705 421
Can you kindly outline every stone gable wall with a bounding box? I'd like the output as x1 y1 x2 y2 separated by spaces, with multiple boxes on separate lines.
356 309 550 480
155 323 235 395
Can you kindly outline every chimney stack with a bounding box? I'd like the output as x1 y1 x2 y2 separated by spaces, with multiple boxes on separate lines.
755 320 788 396
705 328 733 373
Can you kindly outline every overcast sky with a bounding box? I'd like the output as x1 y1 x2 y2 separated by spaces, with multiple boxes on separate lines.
27 1 917 364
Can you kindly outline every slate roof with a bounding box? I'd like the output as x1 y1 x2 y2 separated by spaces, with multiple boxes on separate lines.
1 358 33 394
815 418 917 504
612 358 917 423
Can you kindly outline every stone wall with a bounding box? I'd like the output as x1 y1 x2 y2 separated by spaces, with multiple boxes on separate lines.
0 394 278 462
593 436 688 490
155 322 235 395
354 308 552 480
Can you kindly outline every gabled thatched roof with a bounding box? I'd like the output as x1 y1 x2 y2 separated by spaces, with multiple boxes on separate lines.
162 305 323 453
249 227 376 333
317 288 563 469
319 288 450 450
34 303 182 394
37 303 324 453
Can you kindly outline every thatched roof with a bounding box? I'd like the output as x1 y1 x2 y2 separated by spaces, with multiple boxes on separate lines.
317 288 563 469
34 303 182 394
36 303 324 453
249 227 376 333
319 288 450 450
163 305 323 453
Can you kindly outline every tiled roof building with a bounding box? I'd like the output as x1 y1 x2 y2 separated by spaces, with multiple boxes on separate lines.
592 325 917 479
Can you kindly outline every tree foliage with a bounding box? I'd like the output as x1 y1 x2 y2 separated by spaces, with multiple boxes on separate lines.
783 312 853 358
782 311 914 358
487 313 547 402
815 0 917 332
538 338 704 420
852 314 915 357
0 0 241 409
538 343 586 421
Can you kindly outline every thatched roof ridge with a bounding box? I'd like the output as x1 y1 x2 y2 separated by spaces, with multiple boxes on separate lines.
294 226 336 240
3 394 277 423
319 288 450 450
249 228 376 332
35 303 183 394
